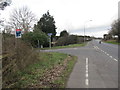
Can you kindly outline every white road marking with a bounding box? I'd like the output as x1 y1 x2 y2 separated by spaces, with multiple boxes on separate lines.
114 58 118 61
85 58 89 87
95 46 118 62
85 79 89 86
110 56 113 58
86 73 88 77
74 48 77 50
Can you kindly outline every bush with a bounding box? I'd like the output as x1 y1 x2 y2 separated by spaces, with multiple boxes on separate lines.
22 32 49 48
55 35 81 46
2 34 39 88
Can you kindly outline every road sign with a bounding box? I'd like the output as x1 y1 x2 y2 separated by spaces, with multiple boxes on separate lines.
15 29 21 38
47 33 52 48
48 33 52 36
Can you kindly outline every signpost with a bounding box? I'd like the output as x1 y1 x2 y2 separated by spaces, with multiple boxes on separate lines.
15 29 21 38
15 29 22 64
48 33 52 48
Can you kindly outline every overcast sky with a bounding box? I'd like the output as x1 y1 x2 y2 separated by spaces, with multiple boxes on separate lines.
0 0 119 37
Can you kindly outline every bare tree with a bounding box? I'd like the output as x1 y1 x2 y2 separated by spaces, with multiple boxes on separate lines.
0 0 11 10
4 24 12 33
9 6 36 33
0 0 12 33
110 19 120 36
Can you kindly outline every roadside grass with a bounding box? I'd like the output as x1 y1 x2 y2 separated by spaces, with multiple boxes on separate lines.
52 56 77 88
104 40 120 45
13 52 77 88
40 43 87 50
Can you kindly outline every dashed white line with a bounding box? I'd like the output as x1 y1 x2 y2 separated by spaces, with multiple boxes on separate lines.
110 56 113 58
85 79 89 86
86 70 88 73
94 46 118 62
86 73 88 77
74 48 77 50
85 58 89 87
113 58 118 61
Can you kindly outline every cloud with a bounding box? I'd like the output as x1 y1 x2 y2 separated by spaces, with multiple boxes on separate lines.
57 25 110 37
1 0 119 38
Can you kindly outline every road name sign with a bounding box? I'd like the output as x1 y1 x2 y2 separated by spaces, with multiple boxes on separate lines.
15 29 21 38
48 33 52 36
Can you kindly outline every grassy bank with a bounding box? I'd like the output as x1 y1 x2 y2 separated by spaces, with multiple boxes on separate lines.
12 52 77 88
41 43 87 50
104 40 120 45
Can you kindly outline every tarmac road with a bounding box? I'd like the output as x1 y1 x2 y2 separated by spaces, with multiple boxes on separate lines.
43 40 118 88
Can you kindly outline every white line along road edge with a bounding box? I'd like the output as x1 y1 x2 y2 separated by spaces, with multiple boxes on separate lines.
85 58 89 87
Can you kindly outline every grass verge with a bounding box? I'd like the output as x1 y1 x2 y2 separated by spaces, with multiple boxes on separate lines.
40 43 87 50
12 52 77 88
104 40 120 45
52 55 77 88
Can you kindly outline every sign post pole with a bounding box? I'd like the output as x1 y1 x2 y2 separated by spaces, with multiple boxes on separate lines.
15 29 21 67
48 33 52 49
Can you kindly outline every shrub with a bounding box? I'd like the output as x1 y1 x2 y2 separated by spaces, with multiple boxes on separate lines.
22 32 49 48
55 35 81 46
2 34 39 88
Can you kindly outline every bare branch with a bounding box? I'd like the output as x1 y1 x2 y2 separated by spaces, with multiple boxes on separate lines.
9 6 36 33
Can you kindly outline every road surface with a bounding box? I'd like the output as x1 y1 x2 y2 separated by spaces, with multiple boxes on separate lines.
43 40 118 88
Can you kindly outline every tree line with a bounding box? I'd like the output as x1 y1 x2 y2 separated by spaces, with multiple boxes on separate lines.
2 6 90 48
103 19 119 41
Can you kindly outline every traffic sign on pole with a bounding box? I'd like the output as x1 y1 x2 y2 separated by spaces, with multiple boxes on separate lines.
48 33 52 36
15 29 22 38
48 33 52 48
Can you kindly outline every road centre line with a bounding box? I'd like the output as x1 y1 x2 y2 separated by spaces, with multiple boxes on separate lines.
85 58 89 87
85 79 89 86
94 45 118 62
86 73 88 77
110 56 113 58
114 58 118 61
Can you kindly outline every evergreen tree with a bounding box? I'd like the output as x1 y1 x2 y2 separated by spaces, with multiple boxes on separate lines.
37 11 57 38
